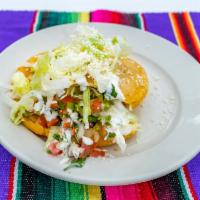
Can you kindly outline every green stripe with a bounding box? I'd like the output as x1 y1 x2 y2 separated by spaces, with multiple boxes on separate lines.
177 169 190 200
58 12 69 24
47 12 61 27
35 172 53 200
65 12 80 23
15 162 22 200
84 185 89 200
35 11 42 31
134 14 142 29
52 179 66 200
66 182 85 200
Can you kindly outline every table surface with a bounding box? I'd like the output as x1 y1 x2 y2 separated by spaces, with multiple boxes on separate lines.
0 0 200 12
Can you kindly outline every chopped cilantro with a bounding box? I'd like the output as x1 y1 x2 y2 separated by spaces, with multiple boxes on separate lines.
104 115 111 122
112 36 118 45
58 102 65 110
75 102 83 114
94 124 101 132
111 84 117 98
104 115 111 126
42 96 47 103
108 132 116 138
103 100 113 110
88 115 99 123
47 149 52 154
67 102 75 110
64 158 86 171
53 133 62 142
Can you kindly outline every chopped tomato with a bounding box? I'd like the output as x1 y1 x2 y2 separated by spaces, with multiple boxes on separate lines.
37 115 47 128
47 118 59 127
50 102 58 109
59 109 67 115
17 66 33 78
48 141 62 156
60 96 79 104
90 149 106 157
80 143 94 158
63 122 71 128
90 99 102 113
79 143 103 158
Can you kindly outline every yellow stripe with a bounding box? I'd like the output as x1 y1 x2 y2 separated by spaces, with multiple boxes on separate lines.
87 185 102 200
80 12 90 23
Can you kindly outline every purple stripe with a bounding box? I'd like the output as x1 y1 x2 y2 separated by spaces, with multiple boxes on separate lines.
0 11 34 52
0 145 13 200
143 13 177 44
0 11 34 198
190 12 200 39
186 154 200 199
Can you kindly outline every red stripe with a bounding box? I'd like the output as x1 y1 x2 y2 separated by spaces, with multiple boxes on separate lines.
172 13 200 62
7 157 16 200
182 12 200 62
141 14 147 31
183 166 198 200
148 182 159 200
29 11 37 33
171 13 189 51
138 182 158 200
111 11 123 24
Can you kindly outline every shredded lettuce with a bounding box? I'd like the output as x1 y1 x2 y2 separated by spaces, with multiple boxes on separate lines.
11 72 30 97
45 127 60 151
10 94 34 125
31 53 50 89
83 87 91 128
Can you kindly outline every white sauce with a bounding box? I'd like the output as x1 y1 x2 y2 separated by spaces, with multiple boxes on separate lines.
64 129 72 143
41 106 58 121
82 136 93 145
68 143 83 159
102 101 138 151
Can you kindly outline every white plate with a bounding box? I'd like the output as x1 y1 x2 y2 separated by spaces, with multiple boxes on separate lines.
0 23 200 186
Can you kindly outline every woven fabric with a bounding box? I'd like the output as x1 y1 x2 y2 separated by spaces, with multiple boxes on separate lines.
0 10 200 200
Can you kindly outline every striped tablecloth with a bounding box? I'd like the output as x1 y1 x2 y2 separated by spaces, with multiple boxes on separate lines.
0 10 200 200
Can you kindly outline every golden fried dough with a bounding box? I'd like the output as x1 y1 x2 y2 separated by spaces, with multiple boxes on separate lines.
115 57 149 108
22 115 49 137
